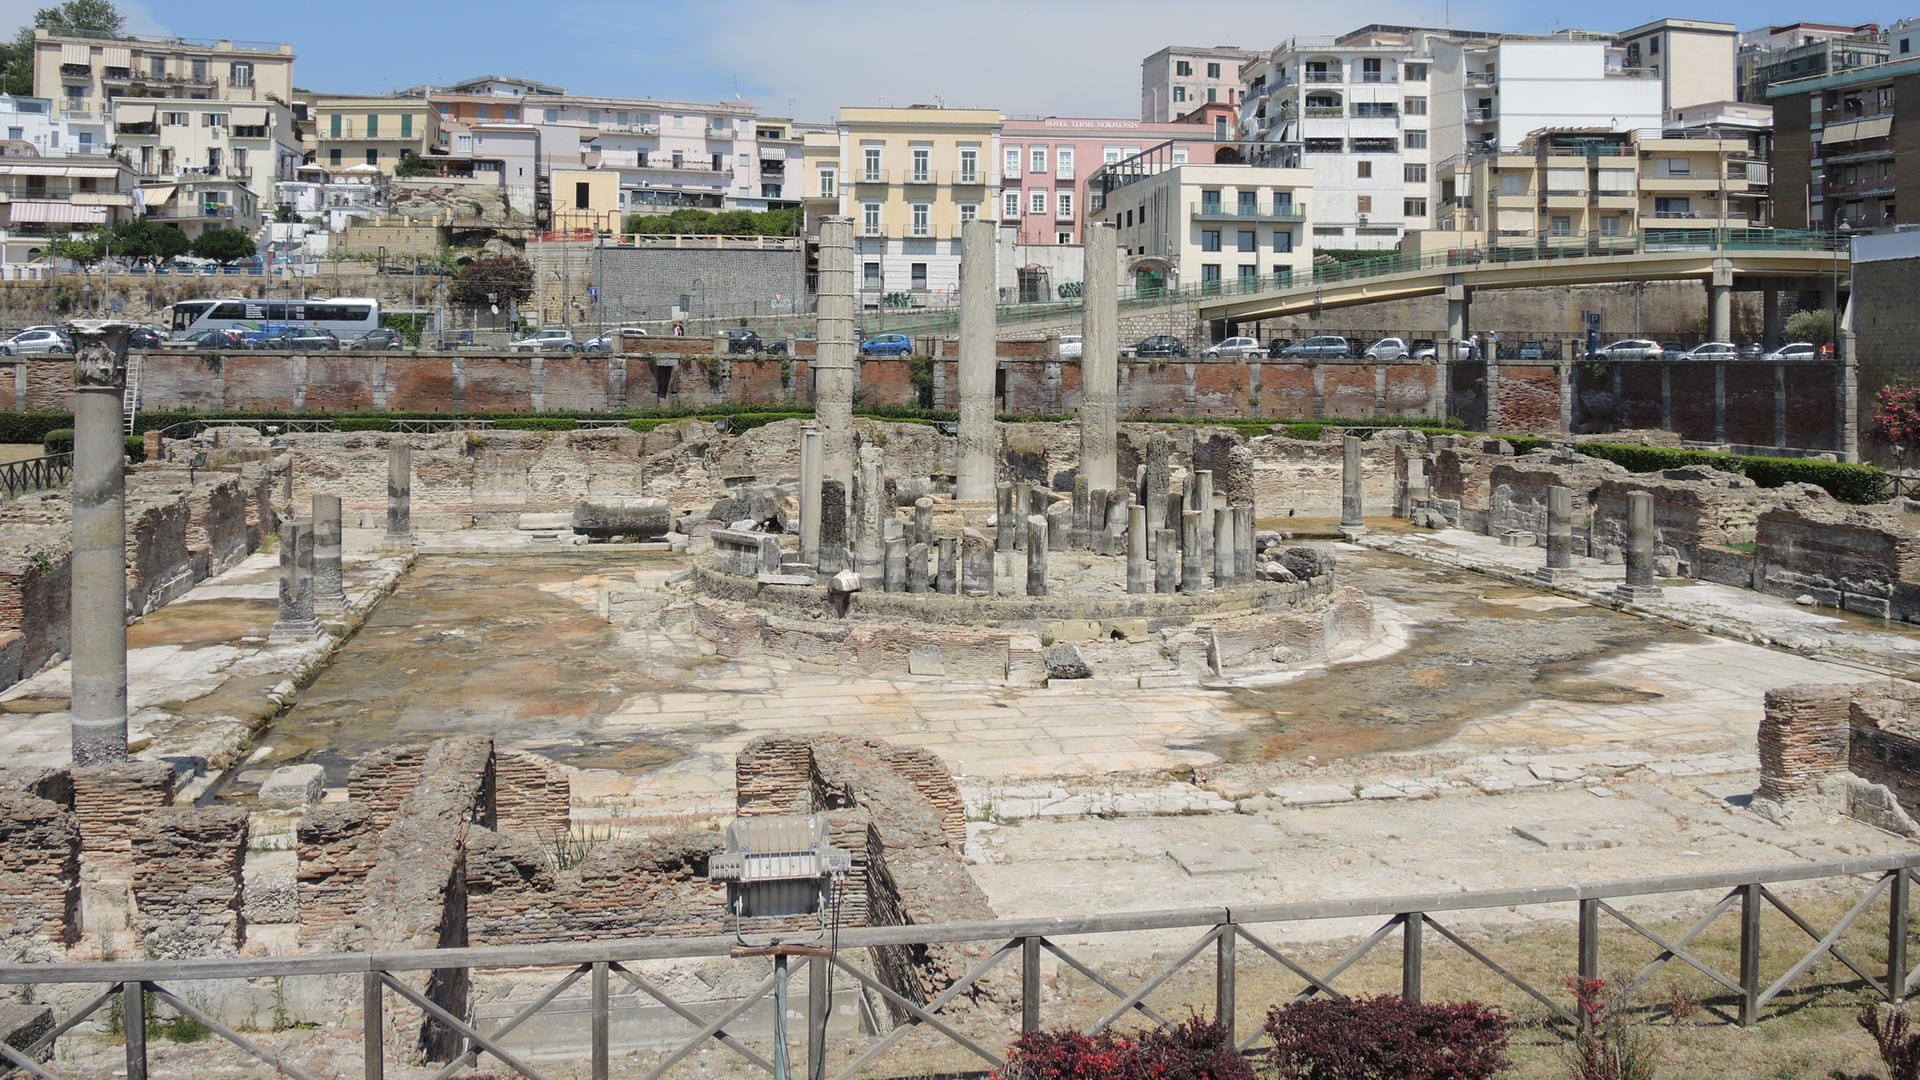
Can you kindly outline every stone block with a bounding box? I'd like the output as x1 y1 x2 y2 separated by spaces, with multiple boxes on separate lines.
571 497 670 540
0 1004 53 1067
1044 643 1093 680
257 764 326 809
1271 783 1357 806
1006 634 1047 688
907 646 946 677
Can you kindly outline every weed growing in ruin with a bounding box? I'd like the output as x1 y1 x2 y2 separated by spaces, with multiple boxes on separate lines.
542 822 615 871
1564 978 1659 1080
23 550 55 578
1861 1004 1920 1080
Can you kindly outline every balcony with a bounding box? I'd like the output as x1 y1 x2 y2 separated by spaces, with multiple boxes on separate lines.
1466 72 1496 87
1821 174 1896 196
1639 173 1720 191
227 165 252 180
1644 212 1748 227
1055 166 1075 180
1822 103 1891 123
1303 105 1344 119
855 169 888 184
951 170 989 186
704 126 735 140
105 69 217 89
1465 108 1493 123
632 158 721 174
324 124 425 142
61 108 95 122
1350 106 1399 119
1192 201 1307 221
148 203 239 222
907 223 934 238
1356 72 1396 84
1304 70 1341 83
902 169 936 185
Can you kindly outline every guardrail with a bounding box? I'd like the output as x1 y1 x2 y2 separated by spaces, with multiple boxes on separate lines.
0 854 1911 1079
0 452 71 499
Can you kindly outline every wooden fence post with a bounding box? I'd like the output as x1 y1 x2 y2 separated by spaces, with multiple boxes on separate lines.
1022 936 1042 1034
1402 913 1424 1004
1216 925 1237 1045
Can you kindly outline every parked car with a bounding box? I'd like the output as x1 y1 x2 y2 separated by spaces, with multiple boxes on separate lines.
0 327 70 355
128 326 165 350
1280 335 1351 359
582 328 646 354
1763 342 1818 361
510 329 580 353
1737 343 1765 360
1682 342 1737 360
1204 336 1266 358
253 327 339 351
1660 342 1688 359
859 332 913 356
1267 337 1292 357
1132 335 1189 357
169 328 248 350
723 328 765 355
1410 339 1480 360
1057 334 1082 359
1516 340 1546 360
350 328 406 351
1592 339 1664 359
1363 337 1410 360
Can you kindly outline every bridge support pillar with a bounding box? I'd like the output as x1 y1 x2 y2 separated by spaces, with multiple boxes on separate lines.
1762 286 1781 349
1708 261 1733 344
1445 284 1468 350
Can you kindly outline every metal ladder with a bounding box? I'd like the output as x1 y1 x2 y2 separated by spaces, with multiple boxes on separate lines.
122 353 141 435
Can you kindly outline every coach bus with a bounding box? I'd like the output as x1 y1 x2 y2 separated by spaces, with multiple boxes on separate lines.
165 297 381 343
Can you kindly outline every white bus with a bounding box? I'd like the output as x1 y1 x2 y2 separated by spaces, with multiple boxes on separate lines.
166 297 382 343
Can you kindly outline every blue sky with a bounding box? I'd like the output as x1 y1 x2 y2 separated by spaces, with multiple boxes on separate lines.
15 0 1919 119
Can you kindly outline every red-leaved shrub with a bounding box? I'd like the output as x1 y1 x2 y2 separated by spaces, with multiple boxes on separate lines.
1265 995 1510 1080
998 1015 1255 1080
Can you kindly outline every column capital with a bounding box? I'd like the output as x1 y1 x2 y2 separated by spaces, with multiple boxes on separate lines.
70 320 133 389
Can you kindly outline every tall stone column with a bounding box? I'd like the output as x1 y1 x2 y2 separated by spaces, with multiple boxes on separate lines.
1213 506 1234 586
936 536 959 594
269 520 319 643
68 321 132 766
798 422 823 567
1127 505 1149 594
818 480 848 574
1024 516 1048 597
956 218 998 501
1191 469 1214 570
1233 505 1256 586
883 536 907 593
855 447 886 587
1070 475 1091 549
1180 510 1207 593
960 528 993 597
1144 433 1171 554
1079 222 1119 493
817 218 858 493
386 440 412 547
1340 434 1365 537
1153 528 1178 593
312 493 346 615
1708 260 1733 344
912 496 934 550
995 481 1016 552
1617 490 1661 602
1537 485 1578 587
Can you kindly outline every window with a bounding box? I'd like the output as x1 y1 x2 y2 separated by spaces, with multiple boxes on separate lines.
1004 190 1019 217
1056 147 1072 176
1404 198 1427 216
863 201 881 234
1005 147 1020 176
1239 265 1259 287
1238 190 1257 214
400 113 412 138
1059 231 1072 244
1403 96 1427 116
863 146 882 180
230 61 253 88
330 113 342 138
864 262 880 286
1171 147 1188 164
1600 216 1622 236
1207 88 1217 102
1547 215 1572 237
959 202 977 222
1405 62 1428 81
163 111 186 126
1357 161 1372 179
1353 102 1397 118
1362 58 1383 82
1664 157 1691 176
1176 60 1193 76
1200 264 1221 290
1207 62 1221 79
1272 230 1292 253
1104 147 1123 164
1174 86 1187 103
911 146 930 181
1500 174 1526 195
959 147 978 182
1405 130 1427 149
1057 192 1072 218
1404 163 1427 182
1200 189 1221 213
149 56 164 77
328 148 341 166
1030 189 1046 214
1650 36 1661 55
544 108 559 123
1123 210 1132 227
1030 146 1046 172
911 202 929 235
191 59 206 81
1139 203 1147 224
1356 195 1373 214
819 168 836 198
203 112 226 128
1201 229 1221 252
911 262 927 289
365 149 378 166
366 114 379 138
1237 229 1256 252
575 181 591 209
1654 197 1691 216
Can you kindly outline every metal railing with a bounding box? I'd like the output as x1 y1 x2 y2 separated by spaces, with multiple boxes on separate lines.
0 452 71 499
153 418 338 442
0 854 1913 1080
1192 201 1308 221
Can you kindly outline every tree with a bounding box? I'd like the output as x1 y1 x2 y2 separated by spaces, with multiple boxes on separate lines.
451 253 532 307
103 218 185 264
190 226 255 265
621 207 797 237
393 150 431 178
3 1 125 96
49 227 103 266
1785 308 1838 346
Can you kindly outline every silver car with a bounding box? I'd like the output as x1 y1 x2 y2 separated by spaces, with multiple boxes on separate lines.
0 327 71 355
510 328 580 353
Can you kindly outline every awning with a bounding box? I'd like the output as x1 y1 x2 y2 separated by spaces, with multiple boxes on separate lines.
231 106 268 127
114 103 155 125
138 184 176 207
1823 117 1891 145
65 166 121 178
9 201 107 224
59 43 90 65
100 46 129 67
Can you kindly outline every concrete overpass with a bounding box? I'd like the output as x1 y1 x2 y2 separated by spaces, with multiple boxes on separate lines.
1196 231 1850 344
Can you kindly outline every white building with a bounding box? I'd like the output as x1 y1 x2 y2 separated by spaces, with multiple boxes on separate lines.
1616 19 1739 114
1088 151 1314 296
0 95 103 157
1140 45 1258 122
110 98 300 219
274 164 387 231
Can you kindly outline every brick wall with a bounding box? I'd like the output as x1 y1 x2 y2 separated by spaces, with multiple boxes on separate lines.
0 791 79 952
493 751 570 836
0 526 69 688
70 761 176 873
1755 500 1920 618
1855 254 1920 464
1851 689 1920 819
1757 684 1853 802
1494 364 1564 434
464 829 733 946
131 806 249 959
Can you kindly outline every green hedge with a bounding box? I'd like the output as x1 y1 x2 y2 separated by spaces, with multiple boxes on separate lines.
1572 442 1888 504
124 434 145 463
0 411 78 445
332 417 389 432
42 428 73 454
495 417 576 431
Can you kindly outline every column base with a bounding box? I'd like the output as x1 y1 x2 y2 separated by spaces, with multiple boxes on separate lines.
1534 567 1582 588
1613 584 1664 604
1339 525 1368 541
268 619 322 644
313 595 348 617
380 534 413 555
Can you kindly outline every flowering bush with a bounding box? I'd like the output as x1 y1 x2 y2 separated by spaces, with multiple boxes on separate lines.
1265 995 1509 1080
998 1016 1254 1080
1875 380 1920 450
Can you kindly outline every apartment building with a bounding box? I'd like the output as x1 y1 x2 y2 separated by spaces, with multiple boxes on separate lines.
1616 19 1738 114
136 176 259 238
998 117 1220 245
1425 129 1753 250
813 106 1001 304
743 116 808 212
1769 57 1920 230
1739 23 1886 102
313 97 444 174
0 95 103 157
0 153 138 264
111 98 300 216
31 30 293 120
1666 100 1773 226
550 168 620 233
1141 46 1257 122
1088 146 1314 295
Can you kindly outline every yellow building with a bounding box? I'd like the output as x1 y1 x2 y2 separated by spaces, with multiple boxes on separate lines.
825 106 1001 303
1422 129 1750 253
550 168 619 233
313 97 443 174
32 30 294 119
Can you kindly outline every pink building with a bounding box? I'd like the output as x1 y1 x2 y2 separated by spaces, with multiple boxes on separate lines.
998 117 1227 244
